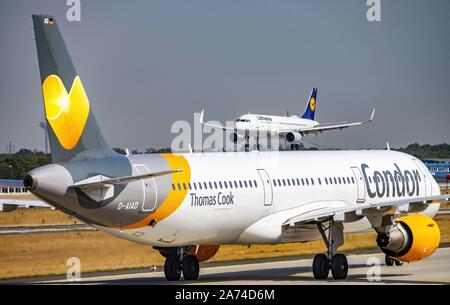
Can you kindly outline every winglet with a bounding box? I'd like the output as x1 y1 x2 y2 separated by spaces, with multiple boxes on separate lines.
369 108 376 122
199 110 205 125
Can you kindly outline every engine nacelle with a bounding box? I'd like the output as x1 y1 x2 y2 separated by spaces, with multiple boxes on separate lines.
285 132 302 143
187 245 220 262
377 214 440 262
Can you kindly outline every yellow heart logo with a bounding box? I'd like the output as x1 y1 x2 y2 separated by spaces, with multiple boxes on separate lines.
42 75 90 150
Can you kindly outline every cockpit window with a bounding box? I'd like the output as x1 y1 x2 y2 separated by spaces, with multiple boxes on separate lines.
236 119 250 123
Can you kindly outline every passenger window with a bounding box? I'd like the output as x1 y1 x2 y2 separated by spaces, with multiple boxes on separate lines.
204 182 208 189
229 181 233 189
301 178 305 185
244 181 248 188
198 183 202 190
318 178 322 185
282 179 286 186
239 181 243 188
254 180 258 187
209 182 213 189
311 178 314 186
351 177 355 184
287 179 291 186
224 181 228 189
219 181 223 188
306 179 309 186
347 177 350 184
273 179 277 187
278 179 281 186
234 181 238 188
296 178 300 186
183 183 187 190
248 180 252 188
325 178 328 184
188 183 192 190
338 177 341 184
172 184 176 191
291 178 295 186
333 177 337 184
214 182 218 189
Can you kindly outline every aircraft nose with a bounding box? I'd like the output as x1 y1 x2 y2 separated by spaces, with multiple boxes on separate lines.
235 122 247 131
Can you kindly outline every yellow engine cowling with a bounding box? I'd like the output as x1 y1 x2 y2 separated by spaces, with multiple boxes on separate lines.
378 214 440 262
187 245 220 262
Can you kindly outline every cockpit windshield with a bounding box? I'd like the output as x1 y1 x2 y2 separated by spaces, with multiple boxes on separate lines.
236 119 250 123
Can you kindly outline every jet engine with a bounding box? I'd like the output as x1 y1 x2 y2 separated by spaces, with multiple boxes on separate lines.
285 132 302 143
376 214 440 262
187 245 220 262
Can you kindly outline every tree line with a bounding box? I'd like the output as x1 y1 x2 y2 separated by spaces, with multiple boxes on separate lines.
0 144 449 180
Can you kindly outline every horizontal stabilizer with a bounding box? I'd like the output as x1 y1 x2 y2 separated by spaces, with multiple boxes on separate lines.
73 169 183 189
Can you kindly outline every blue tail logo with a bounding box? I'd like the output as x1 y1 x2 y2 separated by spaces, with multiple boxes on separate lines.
301 88 317 120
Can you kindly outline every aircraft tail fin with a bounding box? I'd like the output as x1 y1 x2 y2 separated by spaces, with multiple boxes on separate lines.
301 88 317 120
32 15 117 162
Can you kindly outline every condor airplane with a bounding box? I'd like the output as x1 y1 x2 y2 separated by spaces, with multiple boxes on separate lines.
23 15 448 281
200 89 375 150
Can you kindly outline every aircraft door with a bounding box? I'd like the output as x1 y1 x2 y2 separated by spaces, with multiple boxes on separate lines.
133 164 158 212
257 169 273 206
351 167 366 203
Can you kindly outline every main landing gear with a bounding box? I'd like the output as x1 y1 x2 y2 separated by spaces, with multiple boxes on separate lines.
162 247 200 281
312 220 348 280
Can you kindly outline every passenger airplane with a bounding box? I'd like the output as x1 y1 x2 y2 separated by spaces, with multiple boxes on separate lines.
21 15 448 281
200 89 375 150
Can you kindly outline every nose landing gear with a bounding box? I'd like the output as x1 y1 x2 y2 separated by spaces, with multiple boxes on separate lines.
385 254 403 267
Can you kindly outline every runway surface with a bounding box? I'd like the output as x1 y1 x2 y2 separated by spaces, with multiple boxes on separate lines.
7 247 450 285
0 224 94 235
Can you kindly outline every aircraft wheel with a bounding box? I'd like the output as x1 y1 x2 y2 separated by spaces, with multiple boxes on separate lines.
385 254 395 266
164 255 181 281
312 254 330 279
182 255 200 280
331 254 348 280
394 259 403 266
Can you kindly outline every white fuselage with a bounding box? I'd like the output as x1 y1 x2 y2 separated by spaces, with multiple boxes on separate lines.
98 150 440 247
235 114 318 137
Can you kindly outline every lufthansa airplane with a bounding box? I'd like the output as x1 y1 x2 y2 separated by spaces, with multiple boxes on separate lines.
200 89 375 150
23 15 448 281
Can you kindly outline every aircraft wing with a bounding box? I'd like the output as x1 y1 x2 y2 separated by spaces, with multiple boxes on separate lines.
0 198 50 208
277 108 375 136
237 194 448 243
283 194 449 227
199 110 238 133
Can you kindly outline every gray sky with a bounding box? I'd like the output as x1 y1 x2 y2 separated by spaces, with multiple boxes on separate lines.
1 0 449 152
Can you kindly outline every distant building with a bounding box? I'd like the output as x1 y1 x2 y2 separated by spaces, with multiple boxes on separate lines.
422 159 450 179
0 179 48 212
0 179 29 195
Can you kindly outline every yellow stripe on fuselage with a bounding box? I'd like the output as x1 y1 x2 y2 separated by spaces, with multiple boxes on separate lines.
121 154 191 229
